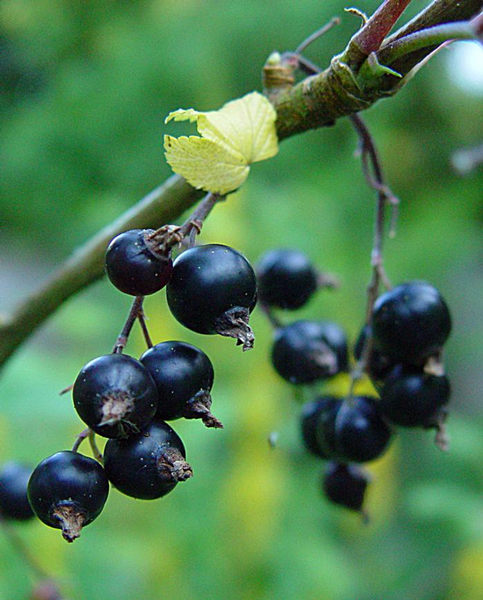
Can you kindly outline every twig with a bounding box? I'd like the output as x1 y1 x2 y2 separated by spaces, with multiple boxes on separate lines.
0 1 478 371
137 309 153 349
0 175 203 372
378 20 477 65
72 427 91 453
345 0 413 68
295 18 340 54
88 430 103 463
258 303 283 330
146 192 222 253
112 296 145 354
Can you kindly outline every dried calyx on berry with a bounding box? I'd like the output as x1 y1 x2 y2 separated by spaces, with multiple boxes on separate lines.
27 451 109 542
72 353 158 439
379 364 450 429
140 341 222 428
103 419 192 500
166 244 258 350
105 229 173 296
271 320 348 384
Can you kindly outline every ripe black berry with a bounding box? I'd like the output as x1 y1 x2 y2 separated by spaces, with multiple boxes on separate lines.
301 397 341 458
0 462 34 521
256 248 318 310
105 228 173 296
271 320 348 384
140 341 221 428
103 419 192 500
379 364 450 428
322 461 370 517
73 353 158 438
166 244 257 350
333 396 392 463
372 281 452 364
27 451 109 542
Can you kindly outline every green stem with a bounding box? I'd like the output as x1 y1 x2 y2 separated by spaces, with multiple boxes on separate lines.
0 175 203 372
379 21 477 65
381 0 483 77
0 0 480 371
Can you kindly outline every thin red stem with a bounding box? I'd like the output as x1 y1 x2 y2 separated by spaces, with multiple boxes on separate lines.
112 296 144 353
351 0 413 56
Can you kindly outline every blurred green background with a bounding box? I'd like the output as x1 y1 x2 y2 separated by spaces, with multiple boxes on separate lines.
1 1 482 599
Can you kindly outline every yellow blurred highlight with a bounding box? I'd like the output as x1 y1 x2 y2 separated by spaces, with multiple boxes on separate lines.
448 544 483 600
25 523 68 579
218 368 287 564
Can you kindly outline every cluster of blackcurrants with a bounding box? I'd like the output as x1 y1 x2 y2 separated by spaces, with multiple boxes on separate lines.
0 230 453 539
0 227 259 542
256 248 452 518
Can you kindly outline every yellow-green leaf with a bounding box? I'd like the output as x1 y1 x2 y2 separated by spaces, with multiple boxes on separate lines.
164 91 278 195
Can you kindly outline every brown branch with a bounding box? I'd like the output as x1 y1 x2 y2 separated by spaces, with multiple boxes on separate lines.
0 0 479 372
268 0 481 140
0 175 203 370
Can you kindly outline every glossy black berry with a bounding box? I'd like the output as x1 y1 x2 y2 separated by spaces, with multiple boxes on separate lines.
140 341 221 428
379 364 450 428
333 396 392 463
322 461 370 517
0 462 34 521
256 248 318 310
27 451 109 542
301 397 341 458
103 419 192 500
372 281 452 364
166 244 257 350
105 228 173 296
73 353 158 438
271 320 348 384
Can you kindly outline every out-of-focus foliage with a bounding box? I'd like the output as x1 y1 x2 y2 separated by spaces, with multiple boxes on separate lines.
0 1 481 599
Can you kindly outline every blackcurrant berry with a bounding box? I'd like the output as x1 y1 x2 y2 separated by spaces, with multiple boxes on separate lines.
73 353 158 438
379 364 450 428
333 396 392 463
300 397 340 458
103 419 192 500
256 248 318 310
271 320 348 384
0 462 34 521
105 228 173 296
140 341 222 428
322 461 370 517
166 244 257 350
372 281 452 364
27 451 109 542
